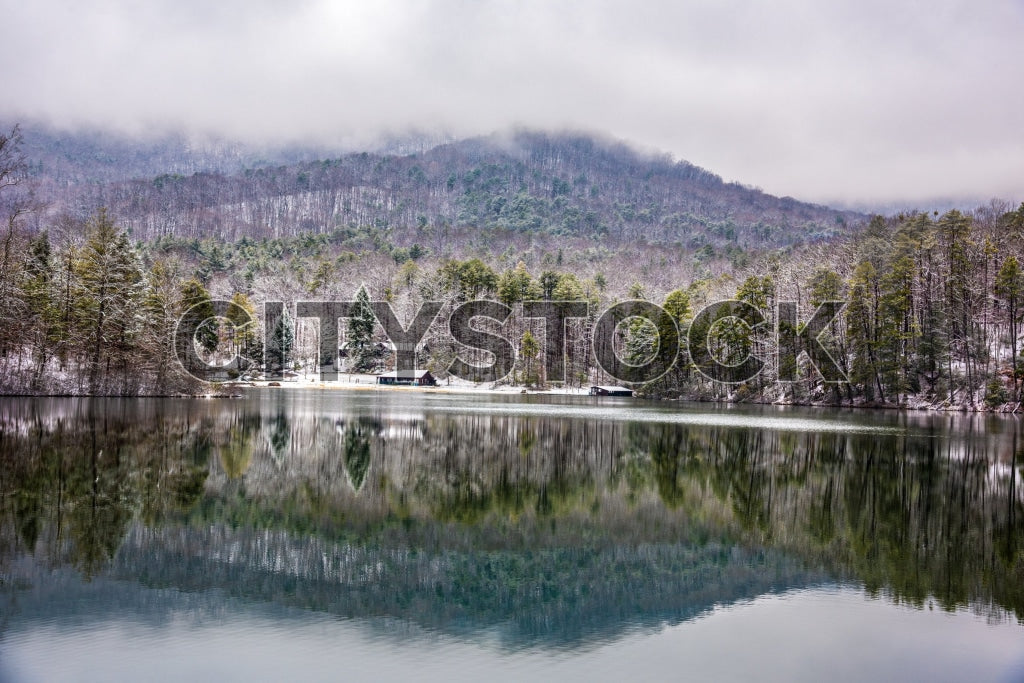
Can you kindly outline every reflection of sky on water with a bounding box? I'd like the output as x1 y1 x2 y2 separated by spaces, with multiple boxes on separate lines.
2 587 1022 683
264 389 900 430
423 404 905 434
260 387 1022 439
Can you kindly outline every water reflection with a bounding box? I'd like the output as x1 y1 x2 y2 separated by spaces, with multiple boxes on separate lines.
1 391 1022 651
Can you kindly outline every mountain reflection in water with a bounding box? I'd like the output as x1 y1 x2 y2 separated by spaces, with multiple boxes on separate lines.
1 390 1022 655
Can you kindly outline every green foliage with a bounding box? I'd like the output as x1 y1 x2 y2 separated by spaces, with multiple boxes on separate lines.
551 273 585 301
846 261 882 401
497 262 541 305
735 276 773 311
995 256 1023 306
539 270 560 300
808 268 844 306
346 288 377 372
307 259 334 293
877 256 916 399
519 329 540 386
22 231 57 367
662 289 692 325
269 308 294 373
440 258 497 300
73 209 146 392
996 255 1023 399
179 279 219 353
984 378 1009 409
625 316 658 367
228 292 260 370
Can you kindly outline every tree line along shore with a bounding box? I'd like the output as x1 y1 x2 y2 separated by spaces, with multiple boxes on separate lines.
3 125 1024 408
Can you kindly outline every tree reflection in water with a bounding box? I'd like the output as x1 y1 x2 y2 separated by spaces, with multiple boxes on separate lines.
1 394 1022 644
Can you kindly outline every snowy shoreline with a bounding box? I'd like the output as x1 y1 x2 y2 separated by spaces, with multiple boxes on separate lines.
221 377 1023 412
236 373 594 396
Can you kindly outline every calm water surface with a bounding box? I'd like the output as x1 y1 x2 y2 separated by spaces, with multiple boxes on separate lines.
1 389 1023 682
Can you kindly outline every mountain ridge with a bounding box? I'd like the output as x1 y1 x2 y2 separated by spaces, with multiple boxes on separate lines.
14 122 864 250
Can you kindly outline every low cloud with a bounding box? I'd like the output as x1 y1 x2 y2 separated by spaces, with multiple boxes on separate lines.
2 0 1023 205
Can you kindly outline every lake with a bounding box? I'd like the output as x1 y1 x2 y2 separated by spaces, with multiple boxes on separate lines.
1 389 1023 682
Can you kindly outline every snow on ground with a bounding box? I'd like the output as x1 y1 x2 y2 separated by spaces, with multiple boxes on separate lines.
245 372 592 395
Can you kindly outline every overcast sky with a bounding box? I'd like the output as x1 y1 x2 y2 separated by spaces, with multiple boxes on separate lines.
2 0 1023 206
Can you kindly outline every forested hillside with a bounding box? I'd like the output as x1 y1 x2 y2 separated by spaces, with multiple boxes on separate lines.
23 126 859 252
3 122 1024 410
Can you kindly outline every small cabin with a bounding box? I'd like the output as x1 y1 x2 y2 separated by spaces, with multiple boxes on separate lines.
377 370 437 387
589 385 633 397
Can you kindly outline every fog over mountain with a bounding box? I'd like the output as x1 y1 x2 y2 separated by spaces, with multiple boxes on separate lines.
2 1 1023 206
14 123 862 251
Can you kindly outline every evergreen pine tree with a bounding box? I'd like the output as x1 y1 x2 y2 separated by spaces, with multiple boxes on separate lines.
228 292 260 372
23 231 55 372
269 307 294 374
497 263 541 305
346 288 376 372
996 255 1023 400
179 279 219 354
847 261 884 402
141 259 181 388
520 329 540 385
73 209 145 392
625 317 658 367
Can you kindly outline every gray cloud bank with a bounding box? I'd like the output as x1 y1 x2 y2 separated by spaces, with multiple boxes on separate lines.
2 0 1023 206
